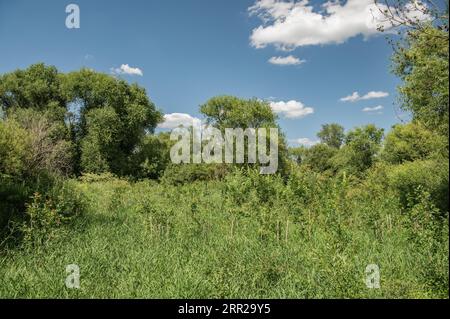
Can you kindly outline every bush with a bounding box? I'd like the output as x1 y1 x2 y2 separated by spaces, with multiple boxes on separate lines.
382 122 447 164
8 108 74 176
20 179 86 246
0 119 30 176
386 159 449 212
0 176 29 232
161 164 229 185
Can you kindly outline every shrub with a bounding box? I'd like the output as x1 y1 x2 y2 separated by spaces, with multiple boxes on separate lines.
302 144 337 173
8 108 74 176
0 119 30 176
386 159 449 212
20 179 86 245
161 163 229 185
382 122 447 164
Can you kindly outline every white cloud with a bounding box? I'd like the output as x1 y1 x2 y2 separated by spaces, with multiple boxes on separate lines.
270 100 314 119
268 55 306 66
248 0 430 50
362 105 384 112
361 91 389 100
111 64 143 76
340 92 361 102
291 137 319 147
158 113 201 129
340 91 389 102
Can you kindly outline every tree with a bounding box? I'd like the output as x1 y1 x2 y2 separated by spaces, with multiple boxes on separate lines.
288 146 307 165
332 124 384 175
63 68 162 175
1 64 163 177
9 108 74 176
200 96 277 130
375 1 449 136
392 25 449 136
374 0 448 34
303 144 338 173
200 95 289 175
382 122 447 164
317 123 345 149
0 63 67 111
131 132 173 179
0 119 29 176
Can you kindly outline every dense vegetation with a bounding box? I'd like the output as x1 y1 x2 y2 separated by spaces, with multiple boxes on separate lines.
0 4 448 298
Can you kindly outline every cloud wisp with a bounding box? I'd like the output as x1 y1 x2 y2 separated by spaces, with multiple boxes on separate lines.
268 55 305 66
291 137 319 147
340 91 389 102
362 105 384 112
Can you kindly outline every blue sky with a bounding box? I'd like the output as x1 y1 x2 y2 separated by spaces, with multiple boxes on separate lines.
0 0 410 145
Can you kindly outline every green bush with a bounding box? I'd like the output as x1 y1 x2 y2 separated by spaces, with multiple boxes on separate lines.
0 119 30 176
161 163 229 185
382 122 447 164
386 159 449 212
20 179 86 246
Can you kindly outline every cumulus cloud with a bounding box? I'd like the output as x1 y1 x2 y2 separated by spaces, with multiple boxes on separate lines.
248 0 430 50
270 100 314 119
292 137 319 147
157 113 202 129
362 105 384 112
111 64 143 76
268 55 305 66
340 91 389 102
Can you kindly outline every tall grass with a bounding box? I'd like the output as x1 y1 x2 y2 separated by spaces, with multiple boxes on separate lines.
0 170 448 298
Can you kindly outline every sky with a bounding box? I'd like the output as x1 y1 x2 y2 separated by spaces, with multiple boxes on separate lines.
0 0 416 146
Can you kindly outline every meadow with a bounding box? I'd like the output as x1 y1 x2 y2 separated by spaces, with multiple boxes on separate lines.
0 169 447 298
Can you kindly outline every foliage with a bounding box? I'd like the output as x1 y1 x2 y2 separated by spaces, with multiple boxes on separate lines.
0 65 163 177
0 64 67 110
200 96 277 130
382 122 448 164
302 144 337 173
386 159 449 212
0 174 447 298
331 124 384 175
63 68 163 176
130 132 172 179
392 25 449 136
0 119 29 176
8 108 74 176
161 163 229 185
317 123 345 149
19 180 86 247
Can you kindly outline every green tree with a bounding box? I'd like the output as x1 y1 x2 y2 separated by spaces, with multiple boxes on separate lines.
200 95 288 175
317 123 345 149
0 63 67 110
1 65 163 177
63 68 162 175
303 143 338 173
200 96 277 130
288 146 307 165
332 124 384 175
382 122 447 164
0 119 29 176
131 132 173 179
392 25 449 136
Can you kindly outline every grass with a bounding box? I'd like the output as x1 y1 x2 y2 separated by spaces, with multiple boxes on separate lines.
0 173 448 298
